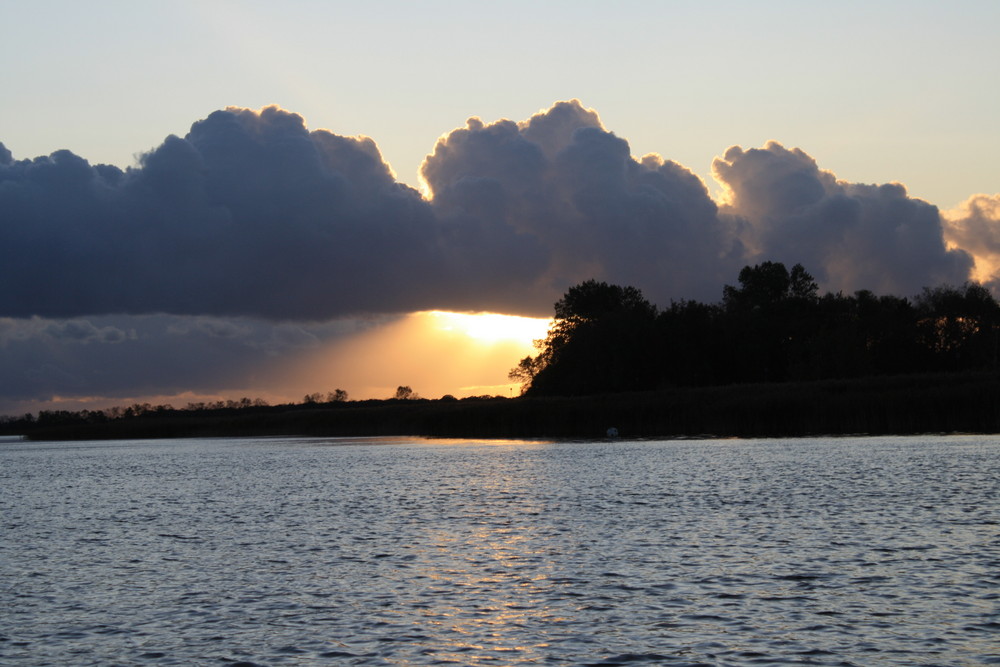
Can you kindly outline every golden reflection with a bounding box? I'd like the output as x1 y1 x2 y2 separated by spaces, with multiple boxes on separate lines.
405 472 568 660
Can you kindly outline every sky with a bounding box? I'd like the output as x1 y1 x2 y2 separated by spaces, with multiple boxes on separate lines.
1 0 999 416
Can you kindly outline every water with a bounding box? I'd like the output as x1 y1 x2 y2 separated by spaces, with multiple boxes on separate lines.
1 435 998 665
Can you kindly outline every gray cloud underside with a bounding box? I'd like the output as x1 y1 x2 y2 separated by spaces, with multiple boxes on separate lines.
0 313 392 408
1 100 987 320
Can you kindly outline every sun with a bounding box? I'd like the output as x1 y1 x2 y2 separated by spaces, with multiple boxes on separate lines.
424 311 552 345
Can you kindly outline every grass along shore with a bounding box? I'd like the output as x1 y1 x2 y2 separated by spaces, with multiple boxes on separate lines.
6 371 1000 442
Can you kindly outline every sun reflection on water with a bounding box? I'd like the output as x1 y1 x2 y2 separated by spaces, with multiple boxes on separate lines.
402 474 570 660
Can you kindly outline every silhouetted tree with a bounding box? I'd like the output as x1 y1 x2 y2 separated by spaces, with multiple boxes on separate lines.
723 261 818 309
915 283 1000 371
508 354 544 387
327 389 349 402
516 280 659 395
513 261 1000 396
394 385 418 400
719 262 821 382
656 299 725 386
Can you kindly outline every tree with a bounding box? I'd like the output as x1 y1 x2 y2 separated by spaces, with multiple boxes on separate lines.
508 354 544 388
656 299 725 386
789 263 819 301
510 264 1000 397
327 389 349 402
514 280 658 396
554 279 656 321
915 283 1000 371
723 261 818 312
394 385 418 400
720 262 821 382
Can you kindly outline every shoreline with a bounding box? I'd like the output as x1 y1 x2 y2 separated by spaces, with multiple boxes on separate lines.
6 371 1000 442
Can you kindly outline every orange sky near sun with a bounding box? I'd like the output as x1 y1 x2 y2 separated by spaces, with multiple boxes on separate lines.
271 312 553 402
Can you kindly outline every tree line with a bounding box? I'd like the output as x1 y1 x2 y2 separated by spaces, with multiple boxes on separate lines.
511 261 1000 396
0 387 419 430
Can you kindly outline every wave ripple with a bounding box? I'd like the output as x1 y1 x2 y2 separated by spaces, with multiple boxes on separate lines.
2 434 999 665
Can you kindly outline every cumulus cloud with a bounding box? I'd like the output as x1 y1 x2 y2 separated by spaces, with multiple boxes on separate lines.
713 141 973 297
943 194 1000 289
0 101 986 326
0 107 443 320
423 100 742 310
4 100 998 414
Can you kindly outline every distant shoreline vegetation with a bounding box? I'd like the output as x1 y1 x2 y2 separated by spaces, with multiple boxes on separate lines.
5 261 1000 441
3 372 1000 441
511 261 1000 397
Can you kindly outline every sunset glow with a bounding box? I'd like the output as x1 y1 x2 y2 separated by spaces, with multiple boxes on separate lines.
2 2 999 417
264 311 553 404
425 311 552 345
4 4 1000 664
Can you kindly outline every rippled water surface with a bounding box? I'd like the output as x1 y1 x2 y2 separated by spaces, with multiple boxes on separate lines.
2 435 999 665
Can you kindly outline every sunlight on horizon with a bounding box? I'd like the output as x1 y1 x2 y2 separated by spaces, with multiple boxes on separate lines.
11 311 555 415
424 311 552 345
276 311 554 402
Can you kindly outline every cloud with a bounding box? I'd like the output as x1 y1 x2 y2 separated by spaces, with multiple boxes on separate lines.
25 364 88 391
713 141 973 296
0 316 133 347
0 101 985 327
0 313 388 411
3 101 997 414
423 100 742 310
165 317 253 340
0 310 512 416
41 319 134 344
943 194 1000 288
0 108 444 320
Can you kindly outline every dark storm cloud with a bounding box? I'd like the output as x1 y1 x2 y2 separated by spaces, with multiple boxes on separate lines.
0 102 984 324
713 141 973 296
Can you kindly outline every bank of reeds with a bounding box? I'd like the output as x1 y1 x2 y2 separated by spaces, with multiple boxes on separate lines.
9 371 1000 442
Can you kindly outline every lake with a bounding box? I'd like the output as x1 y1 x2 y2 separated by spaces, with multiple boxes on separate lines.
1 435 998 665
